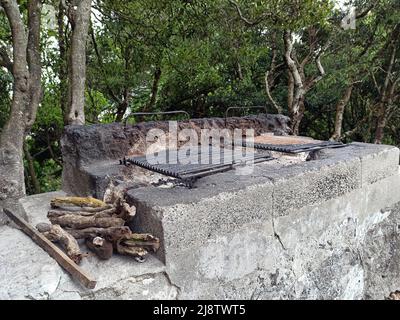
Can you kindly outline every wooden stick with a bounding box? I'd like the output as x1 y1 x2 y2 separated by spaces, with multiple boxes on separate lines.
36 223 84 264
65 226 131 241
51 197 106 208
121 234 160 252
48 207 117 218
49 215 125 229
3 209 97 290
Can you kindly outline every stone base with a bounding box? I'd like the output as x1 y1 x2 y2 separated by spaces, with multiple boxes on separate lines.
1 143 400 300
0 192 175 300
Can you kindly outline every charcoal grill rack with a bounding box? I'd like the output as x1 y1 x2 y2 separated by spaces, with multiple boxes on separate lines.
243 140 347 154
120 147 274 188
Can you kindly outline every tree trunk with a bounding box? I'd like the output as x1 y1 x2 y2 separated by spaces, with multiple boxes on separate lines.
24 141 41 194
115 94 128 122
283 30 326 135
284 31 305 135
144 66 162 113
287 71 294 115
374 107 387 144
291 97 305 136
331 84 354 141
0 0 42 222
57 0 68 121
373 34 398 144
66 0 92 125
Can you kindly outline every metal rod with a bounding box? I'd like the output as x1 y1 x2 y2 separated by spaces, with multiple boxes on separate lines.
123 111 190 127
225 106 268 121
244 141 347 154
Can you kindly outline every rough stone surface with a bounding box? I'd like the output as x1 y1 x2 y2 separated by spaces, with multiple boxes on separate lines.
0 194 172 300
127 143 399 262
0 225 63 300
18 191 66 226
362 202 400 300
357 143 400 185
2 133 400 299
161 173 400 299
61 114 291 197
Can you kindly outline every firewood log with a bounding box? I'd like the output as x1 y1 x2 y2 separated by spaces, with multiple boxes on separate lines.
115 239 148 260
48 207 117 219
103 183 137 222
49 214 125 229
53 205 113 213
66 226 131 241
36 223 84 264
121 234 160 252
86 237 113 260
116 201 136 221
51 197 107 209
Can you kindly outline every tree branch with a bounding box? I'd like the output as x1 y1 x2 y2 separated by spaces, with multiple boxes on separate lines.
26 0 43 129
90 24 122 105
265 71 282 114
0 0 28 76
370 71 381 94
228 0 271 26
305 55 326 91
284 30 304 115
356 2 376 19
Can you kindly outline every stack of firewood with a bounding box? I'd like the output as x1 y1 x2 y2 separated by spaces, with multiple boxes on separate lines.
36 196 160 264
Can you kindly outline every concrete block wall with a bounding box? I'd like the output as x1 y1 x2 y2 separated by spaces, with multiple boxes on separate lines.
1 142 399 299
125 143 400 299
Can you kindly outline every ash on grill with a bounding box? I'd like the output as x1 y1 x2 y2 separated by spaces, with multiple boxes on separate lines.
120 135 347 188
121 146 274 188
36 194 160 264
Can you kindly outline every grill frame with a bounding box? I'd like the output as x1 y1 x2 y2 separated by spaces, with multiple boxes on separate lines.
243 140 348 154
120 147 274 188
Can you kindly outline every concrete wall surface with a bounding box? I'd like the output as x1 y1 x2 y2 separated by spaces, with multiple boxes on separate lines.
1 143 399 299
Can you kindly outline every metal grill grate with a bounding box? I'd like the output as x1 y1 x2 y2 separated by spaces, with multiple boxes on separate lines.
120 147 274 187
243 140 347 154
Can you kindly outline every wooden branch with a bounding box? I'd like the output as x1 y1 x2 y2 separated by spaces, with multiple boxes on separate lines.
330 84 354 141
265 71 282 114
228 0 270 26
36 223 83 264
86 237 113 260
121 234 160 253
48 207 117 218
116 240 148 259
25 0 43 129
65 226 131 241
53 204 113 213
51 197 107 208
356 2 376 19
305 55 326 91
3 209 96 289
0 0 28 76
300 27 318 69
370 71 381 94
49 214 125 229
116 201 136 221
284 30 304 114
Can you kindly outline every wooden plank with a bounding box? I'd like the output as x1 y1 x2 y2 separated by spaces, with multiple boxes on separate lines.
3 209 97 290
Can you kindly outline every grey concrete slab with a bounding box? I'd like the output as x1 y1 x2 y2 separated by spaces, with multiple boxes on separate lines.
0 193 170 300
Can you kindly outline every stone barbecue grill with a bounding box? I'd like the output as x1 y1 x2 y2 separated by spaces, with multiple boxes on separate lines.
2 113 400 300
